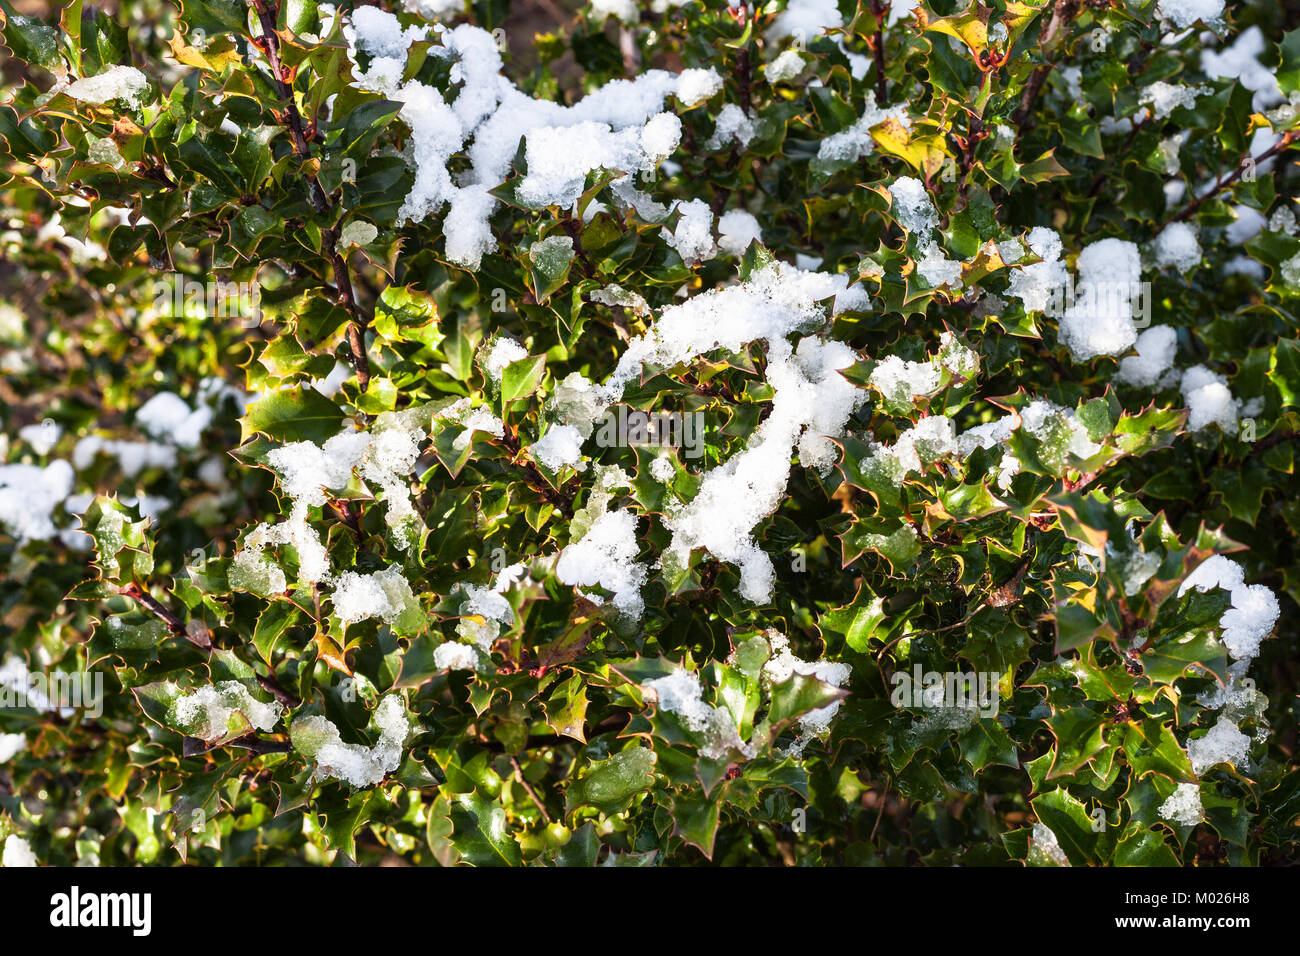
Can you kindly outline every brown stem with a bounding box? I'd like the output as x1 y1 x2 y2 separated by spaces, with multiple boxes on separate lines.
869 0 890 105
1165 130 1300 227
736 46 753 116
250 0 323 210
955 115 986 207
510 755 552 823
249 0 372 390
225 734 294 755
1012 0 1079 134
1014 64 1052 132
118 582 207 647
323 229 372 392
256 673 302 709
869 779 890 842
1244 430 1296 456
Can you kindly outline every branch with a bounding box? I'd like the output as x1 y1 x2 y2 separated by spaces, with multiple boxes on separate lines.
1164 130 1300 227
1012 0 1080 133
249 0 372 391
510 755 552 823
1245 430 1296 455
249 0 324 211
118 582 210 649
736 45 753 115
1013 65 1052 132
256 673 302 709
869 0 890 105
323 228 373 393
954 114 987 207
224 734 294 755
869 778 891 842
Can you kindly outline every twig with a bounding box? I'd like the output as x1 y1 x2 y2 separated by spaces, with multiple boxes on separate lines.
529 0 571 27
1242 430 1296 457
1012 0 1080 134
118 582 209 648
249 0 372 391
736 45 753 116
256 673 302 709
870 779 890 842
619 25 641 77
510 755 552 823
869 0 890 105
1014 65 1052 133
225 734 294 755
955 115 987 206
1165 130 1300 227
324 229 373 393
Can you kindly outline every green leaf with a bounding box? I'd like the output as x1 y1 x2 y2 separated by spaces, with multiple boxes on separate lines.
670 790 721 859
449 792 523 866
253 602 300 664
1122 720 1196 783
82 497 154 583
1031 788 1101 866
767 672 845 728
1279 27 1300 94
565 746 655 815
1046 707 1108 778
551 821 601 866
819 587 888 654
1114 827 1180 867
240 387 345 444
317 789 379 861
500 354 546 404
543 673 589 742
841 521 921 573
1 1 63 72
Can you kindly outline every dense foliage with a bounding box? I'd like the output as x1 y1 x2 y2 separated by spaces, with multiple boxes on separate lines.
1 0 1298 867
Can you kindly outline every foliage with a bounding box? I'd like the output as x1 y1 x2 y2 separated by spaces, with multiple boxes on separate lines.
0 0 1298 867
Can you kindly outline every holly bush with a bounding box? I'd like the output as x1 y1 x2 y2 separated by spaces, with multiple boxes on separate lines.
1 0 1298 868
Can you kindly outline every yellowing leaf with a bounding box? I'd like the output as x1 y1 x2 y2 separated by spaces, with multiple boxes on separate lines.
870 117 948 178
313 630 352 675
